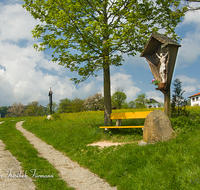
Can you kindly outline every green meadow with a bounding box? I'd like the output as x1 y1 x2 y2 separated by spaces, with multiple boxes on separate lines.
0 106 200 189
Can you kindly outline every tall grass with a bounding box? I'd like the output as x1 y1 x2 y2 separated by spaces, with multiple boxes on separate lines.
20 107 200 189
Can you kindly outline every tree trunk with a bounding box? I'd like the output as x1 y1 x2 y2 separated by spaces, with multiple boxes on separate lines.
102 0 111 125
103 64 111 125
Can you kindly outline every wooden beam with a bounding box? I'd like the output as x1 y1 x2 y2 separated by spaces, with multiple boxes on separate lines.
164 89 171 118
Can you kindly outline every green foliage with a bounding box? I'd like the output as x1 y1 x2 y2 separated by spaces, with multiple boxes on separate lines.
52 112 61 120
24 101 46 116
134 93 148 108
70 98 85 113
58 98 71 113
84 93 104 111
0 106 9 118
121 102 129 109
47 102 58 114
111 91 127 109
22 0 185 82
6 102 25 117
151 78 160 87
22 0 185 125
171 78 190 117
128 101 135 108
58 98 85 113
170 116 200 132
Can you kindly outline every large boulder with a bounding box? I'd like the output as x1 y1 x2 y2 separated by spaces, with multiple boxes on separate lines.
143 110 174 143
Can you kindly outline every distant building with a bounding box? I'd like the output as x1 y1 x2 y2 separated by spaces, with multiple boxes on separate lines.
188 92 200 106
147 98 159 108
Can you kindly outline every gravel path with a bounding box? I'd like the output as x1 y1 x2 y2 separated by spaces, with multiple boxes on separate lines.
16 121 117 190
0 122 35 190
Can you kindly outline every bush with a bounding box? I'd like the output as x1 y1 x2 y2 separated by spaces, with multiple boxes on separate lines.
170 116 199 132
171 106 190 118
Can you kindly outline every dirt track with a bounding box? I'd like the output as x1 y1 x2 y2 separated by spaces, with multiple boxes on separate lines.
0 121 35 189
14 121 117 190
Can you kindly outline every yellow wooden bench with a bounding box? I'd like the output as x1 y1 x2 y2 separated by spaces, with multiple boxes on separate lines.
99 111 152 128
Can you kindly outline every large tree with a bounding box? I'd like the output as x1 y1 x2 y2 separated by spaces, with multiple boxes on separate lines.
84 93 104 111
135 94 148 108
112 90 127 109
22 0 184 125
7 103 25 117
24 101 46 116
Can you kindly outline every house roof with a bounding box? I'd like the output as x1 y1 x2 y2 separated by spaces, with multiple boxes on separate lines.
188 92 200 98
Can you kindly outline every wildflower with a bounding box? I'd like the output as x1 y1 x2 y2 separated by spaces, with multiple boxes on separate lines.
151 79 160 87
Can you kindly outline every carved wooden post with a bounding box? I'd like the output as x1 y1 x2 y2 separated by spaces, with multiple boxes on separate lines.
140 33 181 118
48 87 53 114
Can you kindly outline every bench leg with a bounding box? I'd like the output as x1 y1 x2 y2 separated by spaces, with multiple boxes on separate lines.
116 119 122 126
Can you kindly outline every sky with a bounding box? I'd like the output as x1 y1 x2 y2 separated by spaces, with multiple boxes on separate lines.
0 0 200 107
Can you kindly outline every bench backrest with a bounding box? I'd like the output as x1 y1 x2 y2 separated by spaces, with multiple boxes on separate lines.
110 111 152 119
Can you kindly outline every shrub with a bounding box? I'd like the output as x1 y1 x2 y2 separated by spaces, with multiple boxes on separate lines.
170 116 199 132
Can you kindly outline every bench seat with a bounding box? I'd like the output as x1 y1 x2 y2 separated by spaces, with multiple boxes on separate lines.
100 111 152 129
99 126 144 128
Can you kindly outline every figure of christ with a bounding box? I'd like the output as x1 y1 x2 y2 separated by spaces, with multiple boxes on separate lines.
156 52 169 83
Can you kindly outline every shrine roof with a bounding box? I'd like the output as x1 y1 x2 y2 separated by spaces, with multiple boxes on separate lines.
140 33 181 57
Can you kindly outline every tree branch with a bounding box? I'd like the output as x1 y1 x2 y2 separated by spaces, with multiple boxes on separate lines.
77 0 100 22
56 1 101 55
85 0 103 15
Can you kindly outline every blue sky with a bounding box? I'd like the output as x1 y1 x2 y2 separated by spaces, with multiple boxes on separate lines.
0 0 200 107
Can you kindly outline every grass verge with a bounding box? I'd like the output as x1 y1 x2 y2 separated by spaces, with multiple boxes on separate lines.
0 119 74 190
22 108 200 189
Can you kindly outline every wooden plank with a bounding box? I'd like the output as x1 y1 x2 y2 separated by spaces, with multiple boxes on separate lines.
110 111 152 119
99 126 144 128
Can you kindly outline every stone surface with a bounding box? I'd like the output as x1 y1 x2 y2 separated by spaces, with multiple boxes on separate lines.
143 110 174 143
47 115 52 120
138 140 148 146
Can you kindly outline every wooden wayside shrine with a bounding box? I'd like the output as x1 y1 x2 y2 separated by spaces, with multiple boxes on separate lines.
140 33 181 118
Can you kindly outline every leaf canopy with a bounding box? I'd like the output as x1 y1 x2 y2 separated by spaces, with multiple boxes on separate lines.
23 0 185 83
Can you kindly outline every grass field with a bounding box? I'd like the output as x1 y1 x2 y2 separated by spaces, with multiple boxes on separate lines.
1 106 200 189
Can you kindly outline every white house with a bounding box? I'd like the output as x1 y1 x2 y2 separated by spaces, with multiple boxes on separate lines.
188 92 200 106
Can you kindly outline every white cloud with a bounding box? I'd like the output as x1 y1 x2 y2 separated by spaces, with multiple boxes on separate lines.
177 9 200 66
110 73 141 102
0 73 14 106
0 3 40 42
11 69 76 106
180 9 200 26
175 75 197 85
0 2 78 106
182 85 196 94
178 32 200 64
73 81 101 99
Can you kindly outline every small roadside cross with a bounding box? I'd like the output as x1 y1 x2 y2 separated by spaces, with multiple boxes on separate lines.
48 87 53 114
